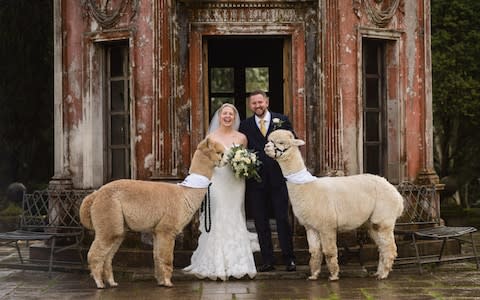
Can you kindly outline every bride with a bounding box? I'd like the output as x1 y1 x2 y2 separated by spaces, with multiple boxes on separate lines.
183 103 259 281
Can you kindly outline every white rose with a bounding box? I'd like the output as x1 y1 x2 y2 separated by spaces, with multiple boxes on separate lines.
273 118 281 124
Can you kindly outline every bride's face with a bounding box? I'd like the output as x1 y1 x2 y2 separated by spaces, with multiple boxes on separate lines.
219 106 236 128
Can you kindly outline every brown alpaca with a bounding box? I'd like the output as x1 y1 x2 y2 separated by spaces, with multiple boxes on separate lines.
79 138 225 288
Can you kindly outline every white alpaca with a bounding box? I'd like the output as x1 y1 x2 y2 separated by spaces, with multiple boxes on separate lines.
265 130 404 280
80 138 225 288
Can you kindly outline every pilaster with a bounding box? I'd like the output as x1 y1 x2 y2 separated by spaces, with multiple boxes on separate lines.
50 0 73 189
320 0 344 176
151 0 177 179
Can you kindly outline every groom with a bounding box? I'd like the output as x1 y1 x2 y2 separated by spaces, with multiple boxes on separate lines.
239 90 296 272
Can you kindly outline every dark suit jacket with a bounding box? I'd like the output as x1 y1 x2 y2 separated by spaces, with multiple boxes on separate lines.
239 112 293 188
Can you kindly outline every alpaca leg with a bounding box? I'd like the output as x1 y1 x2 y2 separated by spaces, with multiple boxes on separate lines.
320 232 339 281
368 226 386 277
153 230 176 287
87 238 111 289
152 234 160 281
306 228 322 280
103 235 124 287
369 225 397 279
376 228 397 279
88 198 124 288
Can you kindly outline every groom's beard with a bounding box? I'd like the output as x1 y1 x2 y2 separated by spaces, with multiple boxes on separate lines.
254 109 268 118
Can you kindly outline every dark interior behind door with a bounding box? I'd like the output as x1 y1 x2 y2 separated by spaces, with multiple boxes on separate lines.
207 37 284 120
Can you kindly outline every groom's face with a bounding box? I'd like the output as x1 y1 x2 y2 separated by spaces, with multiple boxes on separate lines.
248 94 269 118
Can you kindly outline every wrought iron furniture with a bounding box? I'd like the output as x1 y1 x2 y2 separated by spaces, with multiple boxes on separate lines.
396 182 480 273
0 189 91 276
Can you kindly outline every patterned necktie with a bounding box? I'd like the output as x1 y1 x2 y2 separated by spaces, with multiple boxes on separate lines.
259 118 267 136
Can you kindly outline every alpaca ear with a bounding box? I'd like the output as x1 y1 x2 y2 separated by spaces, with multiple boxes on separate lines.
293 139 305 146
198 137 208 150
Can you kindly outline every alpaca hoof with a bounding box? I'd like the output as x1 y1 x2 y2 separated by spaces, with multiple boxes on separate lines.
376 273 388 280
165 279 173 287
328 275 339 281
108 281 118 287
95 283 105 289
308 271 320 280
94 280 105 289
158 280 174 287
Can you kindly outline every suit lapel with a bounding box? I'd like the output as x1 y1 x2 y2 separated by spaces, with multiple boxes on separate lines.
266 112 277 136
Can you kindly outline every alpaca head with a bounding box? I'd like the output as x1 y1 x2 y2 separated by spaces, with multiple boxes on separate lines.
189 137 226 178
265 129 305 161
198 137 226 167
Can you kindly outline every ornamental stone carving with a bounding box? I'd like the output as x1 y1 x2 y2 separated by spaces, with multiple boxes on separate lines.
353 0 402 27
82 0 139 29
182 1 315 23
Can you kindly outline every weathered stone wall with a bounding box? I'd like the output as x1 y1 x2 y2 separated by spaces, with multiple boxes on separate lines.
53 0 433 187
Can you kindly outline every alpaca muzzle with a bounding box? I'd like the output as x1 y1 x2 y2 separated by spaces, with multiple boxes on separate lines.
265 141 288 159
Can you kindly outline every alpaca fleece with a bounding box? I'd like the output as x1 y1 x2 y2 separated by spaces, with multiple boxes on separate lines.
80 138 225 288
265 130 404 281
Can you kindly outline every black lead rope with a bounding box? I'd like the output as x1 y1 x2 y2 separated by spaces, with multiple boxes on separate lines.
201 183 212 233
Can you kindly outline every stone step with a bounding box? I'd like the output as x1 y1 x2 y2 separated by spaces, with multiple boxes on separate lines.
28 238 462 268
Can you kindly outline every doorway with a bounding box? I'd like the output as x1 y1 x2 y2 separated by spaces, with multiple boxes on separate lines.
205 36 286 221
206 36 285 121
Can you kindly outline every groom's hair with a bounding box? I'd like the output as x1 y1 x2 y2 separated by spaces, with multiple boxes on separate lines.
249 90 267 99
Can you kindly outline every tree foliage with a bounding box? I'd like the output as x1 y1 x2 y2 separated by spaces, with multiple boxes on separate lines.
432 0 480 204
0 0 54 193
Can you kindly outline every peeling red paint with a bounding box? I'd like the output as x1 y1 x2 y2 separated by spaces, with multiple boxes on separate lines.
56 0 434 186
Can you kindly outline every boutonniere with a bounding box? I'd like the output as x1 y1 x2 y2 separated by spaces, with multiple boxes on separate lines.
272 118 284 131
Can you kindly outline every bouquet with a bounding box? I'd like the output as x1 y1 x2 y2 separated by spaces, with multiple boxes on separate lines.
225 145 262 182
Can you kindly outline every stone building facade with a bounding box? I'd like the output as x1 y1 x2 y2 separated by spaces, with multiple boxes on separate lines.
51 0 436 250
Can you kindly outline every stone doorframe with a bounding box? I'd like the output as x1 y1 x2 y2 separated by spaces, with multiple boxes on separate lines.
184 22 308 248
188 23 307 155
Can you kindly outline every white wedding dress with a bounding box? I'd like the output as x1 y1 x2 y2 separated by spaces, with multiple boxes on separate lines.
183 152 259 281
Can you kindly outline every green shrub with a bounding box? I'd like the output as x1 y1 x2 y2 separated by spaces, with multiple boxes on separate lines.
0 203 23 216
